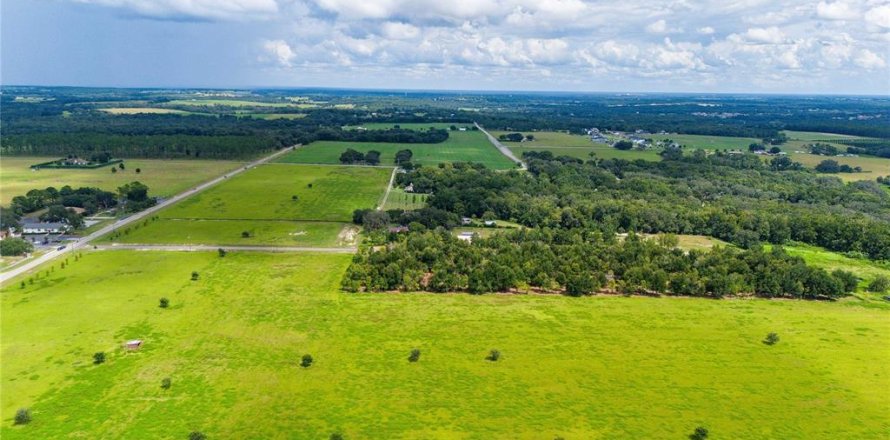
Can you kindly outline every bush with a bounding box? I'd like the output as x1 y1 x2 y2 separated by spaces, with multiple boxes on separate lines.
763 332 780 345
159 297 170 308
161 377 172 389
408 349 421 362
14 408 32 425
241 231 250 238
486 349 501 362
689 426 709 440
868 275 890 293
0 238 34 256
188 432 207 440
93 352 106 364
191 271 199 281
330 434 344 440
613 140 633 150
218 248 227 258
300 354 313 368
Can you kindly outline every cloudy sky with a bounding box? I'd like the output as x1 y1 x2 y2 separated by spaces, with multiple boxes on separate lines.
3 0 889 94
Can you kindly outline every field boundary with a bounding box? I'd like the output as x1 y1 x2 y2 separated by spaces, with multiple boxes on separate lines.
94 244 356 253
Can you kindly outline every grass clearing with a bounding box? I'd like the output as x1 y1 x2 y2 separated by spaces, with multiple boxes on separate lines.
0 157 243 205
158 164 391 222
164 99 297 108
1 250 888 439
279 124 515 170
767 243 890 291
100 108 197 115
783 130 863 141
240 113 307 120
645 133 760 150
382 187 428 211
495 131 660 161
789 152 889 181
104 219 350 247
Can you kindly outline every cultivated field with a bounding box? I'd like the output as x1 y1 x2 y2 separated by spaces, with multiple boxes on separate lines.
0 157 243 205
382 187 428 211
105 219 350 248
100 107 197 115
2 250 887 439
159 164 390 222
278 124 516 169
164 99 304 108
644 133 760 150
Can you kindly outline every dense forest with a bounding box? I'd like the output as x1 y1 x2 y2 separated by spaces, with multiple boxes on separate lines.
393 154 890 260
342 228 859 299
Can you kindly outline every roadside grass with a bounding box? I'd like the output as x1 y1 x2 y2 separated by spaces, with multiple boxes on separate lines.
382 188 428 211
0 157 243 205
1 250 888 439
278 124 515 170
104 219 349 247
158 164 391 222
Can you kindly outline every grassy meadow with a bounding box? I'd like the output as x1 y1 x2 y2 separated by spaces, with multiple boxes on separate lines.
645 133 760 150
104 219 351 248
1 250 888 439
0 157 243 205
278 124 516 170
382 187 428 211
790 152 889 181
158 164 391 222
494 131 661 161
100 107 199 115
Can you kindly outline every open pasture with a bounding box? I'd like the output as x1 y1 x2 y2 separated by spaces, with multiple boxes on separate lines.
645 133 760 150
1 250 888 439
158 164 391 222
0 157 243 205
494 131 660 161
382 187 428 211
164 99 302 108
790 152 889 181
99 108 197 115
277 125 515 169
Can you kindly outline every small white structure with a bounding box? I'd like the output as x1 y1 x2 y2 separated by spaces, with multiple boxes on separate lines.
484 220 497 227
461 217 473 226
21 222 69 234
457 232 475 242
125 340 143 350
404 183 414 193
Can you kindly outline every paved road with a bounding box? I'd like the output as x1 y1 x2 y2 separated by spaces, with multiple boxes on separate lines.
94 244 356 253
475 122 526 170
0 146 297 284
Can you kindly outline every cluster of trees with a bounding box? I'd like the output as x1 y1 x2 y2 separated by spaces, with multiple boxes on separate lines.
809 143 840 156
747 143 782 154
339 149 381 165
614 140 635 150
1 182 155 231
342 229 859 299
815 160 861 173
395 149 413 166
844 140 890 158
498 132 534 142
0 238 34 256
395 153 890 260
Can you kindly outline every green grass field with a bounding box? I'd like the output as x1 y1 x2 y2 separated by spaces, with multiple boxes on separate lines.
158 164 390 222
645 133 760 150
100 107 198 115
494 131 661 161
2 250 888 439
278 124 515 170
382 188 428 211
0 157 243 205
104 219 352 247
240 113 307 120
164 99 300 108
790 152 889 181
783 130 863 141
768 243 890 291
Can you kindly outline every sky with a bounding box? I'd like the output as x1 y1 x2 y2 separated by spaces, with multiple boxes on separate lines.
2 0 890 94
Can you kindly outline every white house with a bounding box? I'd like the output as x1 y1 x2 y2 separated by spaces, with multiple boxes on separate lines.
21 222 69 234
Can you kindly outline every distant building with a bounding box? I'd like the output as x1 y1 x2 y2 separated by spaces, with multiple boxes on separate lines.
21 222 69 234
457 232 475 242
484 220 497 227
404 183 414 193
125 340 143 350
388 226 409 234
461 217 473 226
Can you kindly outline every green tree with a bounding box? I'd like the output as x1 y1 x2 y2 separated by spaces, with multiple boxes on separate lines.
763 332 780 345
93 352 106 364
188 432 207 440
159 297 170 308
191 271 199 281
0 238 34 256
300 354 313 368
486 349 501 362
161 377 172 389
408 349 421 362
14 408 32 425
689 426 709 440
613 140 633 150
868 275 889 293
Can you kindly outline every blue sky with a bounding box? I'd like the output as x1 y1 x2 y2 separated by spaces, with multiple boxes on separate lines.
3 0 889 94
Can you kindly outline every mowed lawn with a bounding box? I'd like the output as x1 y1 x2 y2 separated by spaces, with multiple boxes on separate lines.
277 125 516 170
644 133 760 150
104 219 351 247
1 251 888 439
0 157 242 205
495 131 661 161
159 164 391 222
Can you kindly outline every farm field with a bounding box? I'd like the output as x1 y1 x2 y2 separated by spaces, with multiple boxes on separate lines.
644 133 760 150
100 107 198 115
104 219 352 248
783 130 863 141
158 164 391 222
789 152 889 181
1 250 888 439
494 131 660 161
0 157 243 205
164 99 305 108
239 113 307 120
278 124 516 169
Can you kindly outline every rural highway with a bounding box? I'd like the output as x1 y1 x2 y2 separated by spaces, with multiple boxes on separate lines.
0 146 297 285
474 122 526 169
94 244 357 253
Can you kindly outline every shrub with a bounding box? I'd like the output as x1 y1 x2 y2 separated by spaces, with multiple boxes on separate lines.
486 349 501 362
218 248 227 258
14 408 31 425
161 377 172 389
188 432 207 440
868 275 889 293
689 426 709 440
159 297 170 308
300 354 313 368
0 238 34 256
330 434 344 440
191 271 199 281
408 349 421 362
241 231 250 238
763 332 780 345
93 352 106 364
291 195 299 201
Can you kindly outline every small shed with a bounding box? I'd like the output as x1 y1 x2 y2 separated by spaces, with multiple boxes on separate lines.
125 339 143 350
